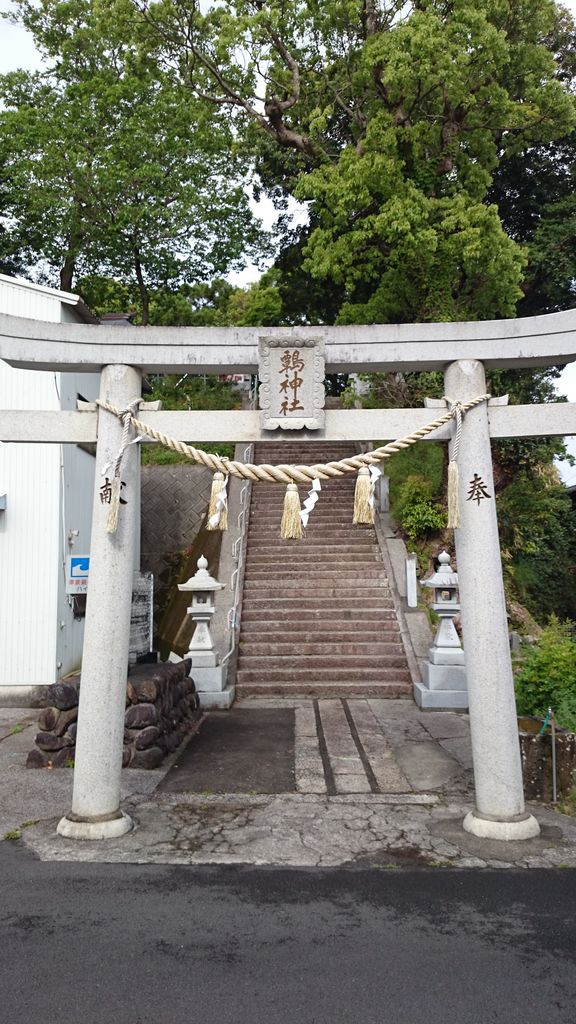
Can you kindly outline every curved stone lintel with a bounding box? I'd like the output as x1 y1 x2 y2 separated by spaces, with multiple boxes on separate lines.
1 309 575 373
463 810 541 842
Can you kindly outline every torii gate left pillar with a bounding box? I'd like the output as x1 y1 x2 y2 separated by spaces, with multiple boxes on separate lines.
58 364 141 840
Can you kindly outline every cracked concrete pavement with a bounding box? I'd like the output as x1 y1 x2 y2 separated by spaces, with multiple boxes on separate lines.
2 699 576 869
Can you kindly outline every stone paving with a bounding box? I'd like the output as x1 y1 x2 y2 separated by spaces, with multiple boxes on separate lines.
2 699 576 869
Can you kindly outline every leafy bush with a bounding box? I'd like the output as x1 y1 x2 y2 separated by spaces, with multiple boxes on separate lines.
396 474 435 513
401 499 446 541
392 473 446 541
515 618 576 731
498 474 576 621
387 444 444 509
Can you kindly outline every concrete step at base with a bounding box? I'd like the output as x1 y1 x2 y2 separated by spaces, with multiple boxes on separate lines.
238 654 408 669
236 667 412 683
236 681 412 698
241 597 395 610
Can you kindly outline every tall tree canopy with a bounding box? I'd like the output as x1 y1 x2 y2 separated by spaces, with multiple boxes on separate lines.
0 0 266 321
2 0 575 326
118 0 576 324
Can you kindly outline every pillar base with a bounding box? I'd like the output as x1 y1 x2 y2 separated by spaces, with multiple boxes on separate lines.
57 811 133 841
463 810 540 842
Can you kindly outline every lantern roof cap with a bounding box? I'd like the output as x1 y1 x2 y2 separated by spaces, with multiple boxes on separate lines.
178 555 225 592
422 550 459 588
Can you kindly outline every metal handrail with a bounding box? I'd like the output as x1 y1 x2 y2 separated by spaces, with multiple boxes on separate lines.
221 378 258 667
221 440 253 666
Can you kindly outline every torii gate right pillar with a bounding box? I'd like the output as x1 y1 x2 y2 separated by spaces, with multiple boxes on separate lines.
445 360 540 840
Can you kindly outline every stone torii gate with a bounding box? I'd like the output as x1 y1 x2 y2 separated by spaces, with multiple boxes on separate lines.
1 309 576 843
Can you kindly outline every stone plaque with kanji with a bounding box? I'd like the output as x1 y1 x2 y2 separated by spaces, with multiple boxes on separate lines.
258 337 325 430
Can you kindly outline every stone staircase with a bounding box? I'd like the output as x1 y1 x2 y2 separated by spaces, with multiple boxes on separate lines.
235 442 413 699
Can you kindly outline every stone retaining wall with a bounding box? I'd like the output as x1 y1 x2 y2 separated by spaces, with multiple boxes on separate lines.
27 660 200 770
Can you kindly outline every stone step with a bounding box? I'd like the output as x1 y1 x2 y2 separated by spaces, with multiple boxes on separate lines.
242 577 390 587
248 525 373 532
243 566 385 577
241 587 393 600
234 679 412 696
242 585 391 597
237 629 402 644
249 500 356 508
241 594 394 607
252 466 356 471
239 441 408 699
240 608 398 622
236 666 412 683
244 560 384 571
250 513 356 520
245 553 382 564
237 653 408 669
247 540 379 552
250 486 356 494
253 459 358 466
248 514 358 523
251 492 355 499
254 448 357 457
238 640 405 656
247 541 377 549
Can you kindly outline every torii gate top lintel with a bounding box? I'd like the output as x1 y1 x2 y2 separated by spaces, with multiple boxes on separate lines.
1 308 575 373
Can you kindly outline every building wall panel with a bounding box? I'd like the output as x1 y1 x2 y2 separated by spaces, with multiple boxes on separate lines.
0 277 96 688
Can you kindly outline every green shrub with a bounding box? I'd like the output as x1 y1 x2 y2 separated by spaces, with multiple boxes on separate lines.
396 474 435 515
497 474 576 622
392 473 446 540
387 444 444 513
401 500 446 541
515 618 576 731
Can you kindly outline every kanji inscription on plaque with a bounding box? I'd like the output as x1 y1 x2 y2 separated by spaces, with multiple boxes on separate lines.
258 337 325 430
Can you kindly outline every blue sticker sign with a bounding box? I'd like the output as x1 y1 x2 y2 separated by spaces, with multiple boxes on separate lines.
66 555 90 594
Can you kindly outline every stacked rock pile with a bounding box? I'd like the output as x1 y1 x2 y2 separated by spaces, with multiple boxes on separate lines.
27 659 200 770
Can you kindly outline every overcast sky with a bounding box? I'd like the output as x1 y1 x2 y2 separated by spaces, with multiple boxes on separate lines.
1 0 575 475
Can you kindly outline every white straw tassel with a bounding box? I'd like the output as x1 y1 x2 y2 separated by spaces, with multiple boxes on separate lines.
353 466 373 524
281 483 303 540
207 472 229 531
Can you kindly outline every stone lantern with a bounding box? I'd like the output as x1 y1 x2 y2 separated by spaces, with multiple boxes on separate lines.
414 550 468 710
178 555 229 706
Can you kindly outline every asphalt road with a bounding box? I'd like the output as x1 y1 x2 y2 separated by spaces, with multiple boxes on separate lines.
1 842 575 1024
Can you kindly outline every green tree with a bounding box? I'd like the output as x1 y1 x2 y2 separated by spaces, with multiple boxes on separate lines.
497 473 576 621
0 1 265 321
488 6 576 316
126 0 575 324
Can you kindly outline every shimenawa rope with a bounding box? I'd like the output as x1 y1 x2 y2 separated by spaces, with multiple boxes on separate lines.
95 393 489 537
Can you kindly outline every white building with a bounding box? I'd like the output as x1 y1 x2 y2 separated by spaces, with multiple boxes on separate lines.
0 274 100 703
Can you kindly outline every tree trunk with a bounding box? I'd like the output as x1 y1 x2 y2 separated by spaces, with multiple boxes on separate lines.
133 249 150 326
59 254 76 292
